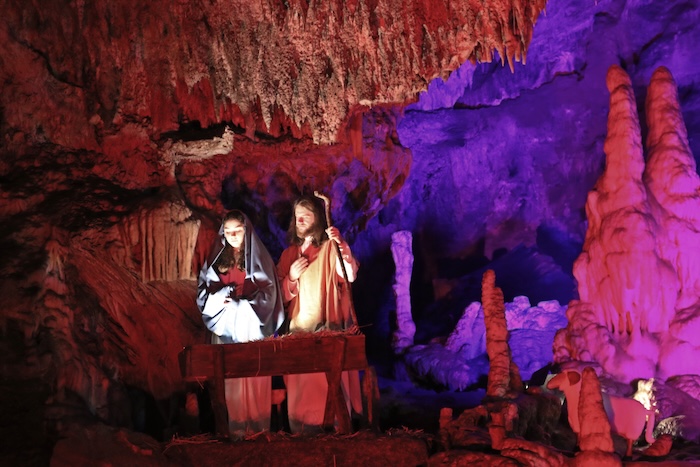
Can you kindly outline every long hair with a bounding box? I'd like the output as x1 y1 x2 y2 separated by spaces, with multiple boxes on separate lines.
214 210 246 273
286 195 328 247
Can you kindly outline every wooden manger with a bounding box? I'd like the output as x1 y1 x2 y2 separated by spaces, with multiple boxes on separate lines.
179 333 379 437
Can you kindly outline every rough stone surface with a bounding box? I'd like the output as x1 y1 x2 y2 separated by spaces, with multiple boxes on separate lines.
577 367 615 454
0 0 546 146
482 269 520 399
391 230 415 353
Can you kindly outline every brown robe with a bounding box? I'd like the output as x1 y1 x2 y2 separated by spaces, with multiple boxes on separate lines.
278 240 355 331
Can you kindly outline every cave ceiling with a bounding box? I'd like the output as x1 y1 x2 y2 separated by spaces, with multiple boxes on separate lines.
1 0 547 149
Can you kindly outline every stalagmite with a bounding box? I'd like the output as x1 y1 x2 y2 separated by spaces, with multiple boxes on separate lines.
645 66 700 312
482 269 522 398
574 64 660 335
577 368 615 454
644 66 700 377
553 65 700 382
438 407 453 449
391 230 415 354
481 269 522 451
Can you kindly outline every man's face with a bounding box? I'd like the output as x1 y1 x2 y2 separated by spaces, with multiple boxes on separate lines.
295 205 316 238
223 219 245 249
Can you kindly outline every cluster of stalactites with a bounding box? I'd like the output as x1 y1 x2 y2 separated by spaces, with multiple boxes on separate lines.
1 0 547 147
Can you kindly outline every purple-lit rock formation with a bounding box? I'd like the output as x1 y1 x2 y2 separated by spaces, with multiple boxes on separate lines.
391 230 415 353
404 295 566 391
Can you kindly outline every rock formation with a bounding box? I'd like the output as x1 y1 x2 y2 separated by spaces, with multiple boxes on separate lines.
403 295 566 391
483 269 523 398
480 270 521 449
575 368 616 461
2 0 700 464
554 65 700 382
0 0 546 147
391 230 415 353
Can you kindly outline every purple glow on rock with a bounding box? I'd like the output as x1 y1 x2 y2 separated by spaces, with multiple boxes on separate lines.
368 0 700 404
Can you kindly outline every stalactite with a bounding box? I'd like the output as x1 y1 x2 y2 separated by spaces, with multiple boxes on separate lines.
1 0 547 147
45 238 67 287
391 230 415 354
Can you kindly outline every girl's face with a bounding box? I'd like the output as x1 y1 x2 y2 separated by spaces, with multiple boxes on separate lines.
223 219 245 249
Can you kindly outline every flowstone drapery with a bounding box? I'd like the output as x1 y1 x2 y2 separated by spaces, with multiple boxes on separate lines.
129 201 201 282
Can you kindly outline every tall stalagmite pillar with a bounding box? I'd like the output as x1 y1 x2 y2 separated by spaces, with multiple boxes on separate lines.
482 269 522 449
391 230 415 354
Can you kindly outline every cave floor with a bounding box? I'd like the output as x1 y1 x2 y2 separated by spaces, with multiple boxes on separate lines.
3 376 700 466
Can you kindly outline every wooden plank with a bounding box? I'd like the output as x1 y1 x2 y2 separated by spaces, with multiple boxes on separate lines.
180 334 368 381
322 337 351 432
178 333 372 434
361 366 380 430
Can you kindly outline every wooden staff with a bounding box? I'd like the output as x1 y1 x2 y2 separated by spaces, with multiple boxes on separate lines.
314 191 358 328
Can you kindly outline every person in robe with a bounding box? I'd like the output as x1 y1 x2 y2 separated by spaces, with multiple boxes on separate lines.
196 210 284 438
276 195 362 432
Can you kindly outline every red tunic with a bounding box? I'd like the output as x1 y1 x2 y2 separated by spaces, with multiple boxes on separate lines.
217 267 246 298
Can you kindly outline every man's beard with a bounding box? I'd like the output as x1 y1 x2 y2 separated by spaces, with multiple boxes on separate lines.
296 222 318 240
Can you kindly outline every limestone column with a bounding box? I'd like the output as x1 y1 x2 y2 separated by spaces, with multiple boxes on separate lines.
391 230 415 354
